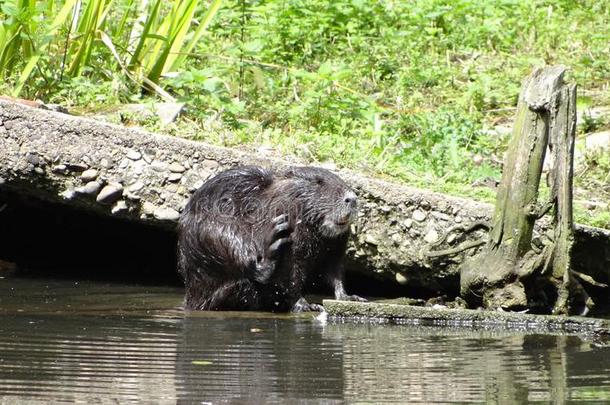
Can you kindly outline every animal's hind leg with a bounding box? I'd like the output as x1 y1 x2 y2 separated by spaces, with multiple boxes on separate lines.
205 279 261 310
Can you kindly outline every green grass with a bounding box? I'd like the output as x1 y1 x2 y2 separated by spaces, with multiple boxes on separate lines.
1 0 609 227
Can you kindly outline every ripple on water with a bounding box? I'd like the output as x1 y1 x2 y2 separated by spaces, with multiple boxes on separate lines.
0 277 609 403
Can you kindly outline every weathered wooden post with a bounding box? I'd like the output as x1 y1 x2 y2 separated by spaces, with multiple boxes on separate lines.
460 66 604 315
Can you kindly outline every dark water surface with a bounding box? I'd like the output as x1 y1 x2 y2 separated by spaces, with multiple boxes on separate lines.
0 277 609 404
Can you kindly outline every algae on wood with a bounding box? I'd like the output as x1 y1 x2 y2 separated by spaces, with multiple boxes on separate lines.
460 66 606 315
323 299 610 336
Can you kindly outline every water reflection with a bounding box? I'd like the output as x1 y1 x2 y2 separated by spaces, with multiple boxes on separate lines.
0 277 609 403
0 314 181 403
176 316 344 403
323 323 610 403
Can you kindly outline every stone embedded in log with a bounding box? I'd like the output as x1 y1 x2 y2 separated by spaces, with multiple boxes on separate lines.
153 207 180 222
168 173 182 183
126 149 142 161
111 200 129 215
80 169 99 182
168 163 186 173
96 183 124 205
0 100 608 296
77 181 102 196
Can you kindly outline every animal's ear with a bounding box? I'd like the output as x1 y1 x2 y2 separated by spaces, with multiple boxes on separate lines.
283 168 295 178
281 167 299 178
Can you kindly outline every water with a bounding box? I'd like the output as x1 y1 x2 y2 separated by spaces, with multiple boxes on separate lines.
1 276 609 403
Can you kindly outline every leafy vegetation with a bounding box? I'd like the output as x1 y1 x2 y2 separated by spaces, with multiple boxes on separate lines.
0 0 221 97
1 0 609 226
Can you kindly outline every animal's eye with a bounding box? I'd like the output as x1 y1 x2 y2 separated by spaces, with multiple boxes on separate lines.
315 177 324 185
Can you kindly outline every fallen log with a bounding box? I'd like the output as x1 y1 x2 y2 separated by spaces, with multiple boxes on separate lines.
0 100 608 298
323 299 610 337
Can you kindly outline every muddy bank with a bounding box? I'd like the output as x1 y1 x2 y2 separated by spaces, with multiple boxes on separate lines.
0 100 609 296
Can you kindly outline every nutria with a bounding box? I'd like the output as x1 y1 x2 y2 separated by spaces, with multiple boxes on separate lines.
177 165 365 312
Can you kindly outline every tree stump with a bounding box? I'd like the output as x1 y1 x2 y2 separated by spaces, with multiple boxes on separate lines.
460 66 604 315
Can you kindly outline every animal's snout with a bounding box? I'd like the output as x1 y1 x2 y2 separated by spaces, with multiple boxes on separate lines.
343 191 357 208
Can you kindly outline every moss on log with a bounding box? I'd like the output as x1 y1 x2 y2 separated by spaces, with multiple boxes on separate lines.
323 299 610 336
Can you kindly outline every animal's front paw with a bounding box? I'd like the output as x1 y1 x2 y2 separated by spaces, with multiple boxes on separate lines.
255 215 293 284
291 297 324 312
267 214 292 259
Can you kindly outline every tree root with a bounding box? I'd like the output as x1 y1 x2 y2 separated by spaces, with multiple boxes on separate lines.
429 221 490 248
571 270 608 288
425 221 490 259
425 239 487 258
553 271 594 316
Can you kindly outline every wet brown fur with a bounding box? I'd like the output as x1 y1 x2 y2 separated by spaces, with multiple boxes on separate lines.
177 166 362 312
